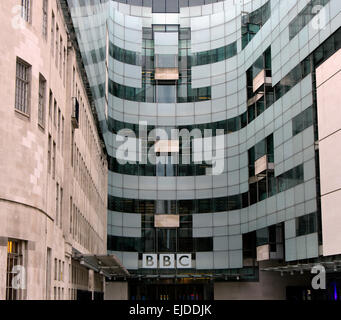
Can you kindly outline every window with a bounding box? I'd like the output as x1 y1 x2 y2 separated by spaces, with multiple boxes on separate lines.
71 130 74 166
72 67 76 96
46 248 51 300
53 99 57 127
296 212 317 237
15 58 31 115
21 0 31 23
292 106 313 136
153 0 166 12
241 1 271 49
70 197 73 234
38 74 46 127
54 258 57 281
155 54 178 68
59 37 63 76
52 141 56 179
48 134 52 173
157 229 176 252
58 108 61 147
63 47 66 85
51 12 55 56
289 0 331 40
152 0 179 13
6 240 26 300
48 90 52 119
191 42 238 67
60 187 63 228
55 25 59 68
56 183 59 226
194 237 213 252
61 117 64 154
69 263 71 284
156 85 176 103
277 165 304 193
42 0 48 39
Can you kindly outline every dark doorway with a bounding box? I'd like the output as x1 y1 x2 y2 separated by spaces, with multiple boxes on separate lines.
77 289 92 300
286 286 327 301
129 280 213 300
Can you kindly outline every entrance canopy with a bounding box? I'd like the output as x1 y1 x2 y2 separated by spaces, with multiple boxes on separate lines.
261 260 341 275
73 251 129 279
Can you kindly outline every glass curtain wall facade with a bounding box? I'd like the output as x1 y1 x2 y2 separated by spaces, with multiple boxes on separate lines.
67 0 341 298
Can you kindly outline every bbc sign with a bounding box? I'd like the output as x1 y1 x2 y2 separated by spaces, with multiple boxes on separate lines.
142 254 192 269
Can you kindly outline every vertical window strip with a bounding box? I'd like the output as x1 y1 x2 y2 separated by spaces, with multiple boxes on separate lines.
51 13 55 56
15 59 30 115
55 26 59 68
38 75 46 127
42 0 48 39
21 0 31 23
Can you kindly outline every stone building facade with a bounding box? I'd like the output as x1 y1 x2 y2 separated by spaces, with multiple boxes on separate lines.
0 0 108 300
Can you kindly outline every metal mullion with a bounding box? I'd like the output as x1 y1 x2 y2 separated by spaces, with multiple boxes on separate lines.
21 78 25 112
19 79 23 112
23 79 28 113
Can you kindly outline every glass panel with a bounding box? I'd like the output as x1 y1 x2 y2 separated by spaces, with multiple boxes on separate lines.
142 229 155 252
178 228 193 252
152 0 166 13
156 54 178 68
166 0 179 13
194 237 212 252
157 229 176 252
256 228 269 246
156 85 176 103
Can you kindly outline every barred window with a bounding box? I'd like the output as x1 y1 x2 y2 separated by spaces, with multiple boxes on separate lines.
6 240 26 300
38 74 46 127
15 59 31 115
42 0 48 39
21 0 31 23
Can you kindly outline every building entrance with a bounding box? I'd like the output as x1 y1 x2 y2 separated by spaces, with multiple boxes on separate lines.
129 280 213 300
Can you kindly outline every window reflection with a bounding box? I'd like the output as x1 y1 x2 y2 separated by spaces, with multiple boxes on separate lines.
108 164 304 215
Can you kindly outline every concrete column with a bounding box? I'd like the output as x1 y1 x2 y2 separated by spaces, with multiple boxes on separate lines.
88 270 95 300
104 282 128 300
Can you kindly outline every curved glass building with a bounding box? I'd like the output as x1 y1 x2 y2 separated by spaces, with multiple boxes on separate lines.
66 0 341 299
